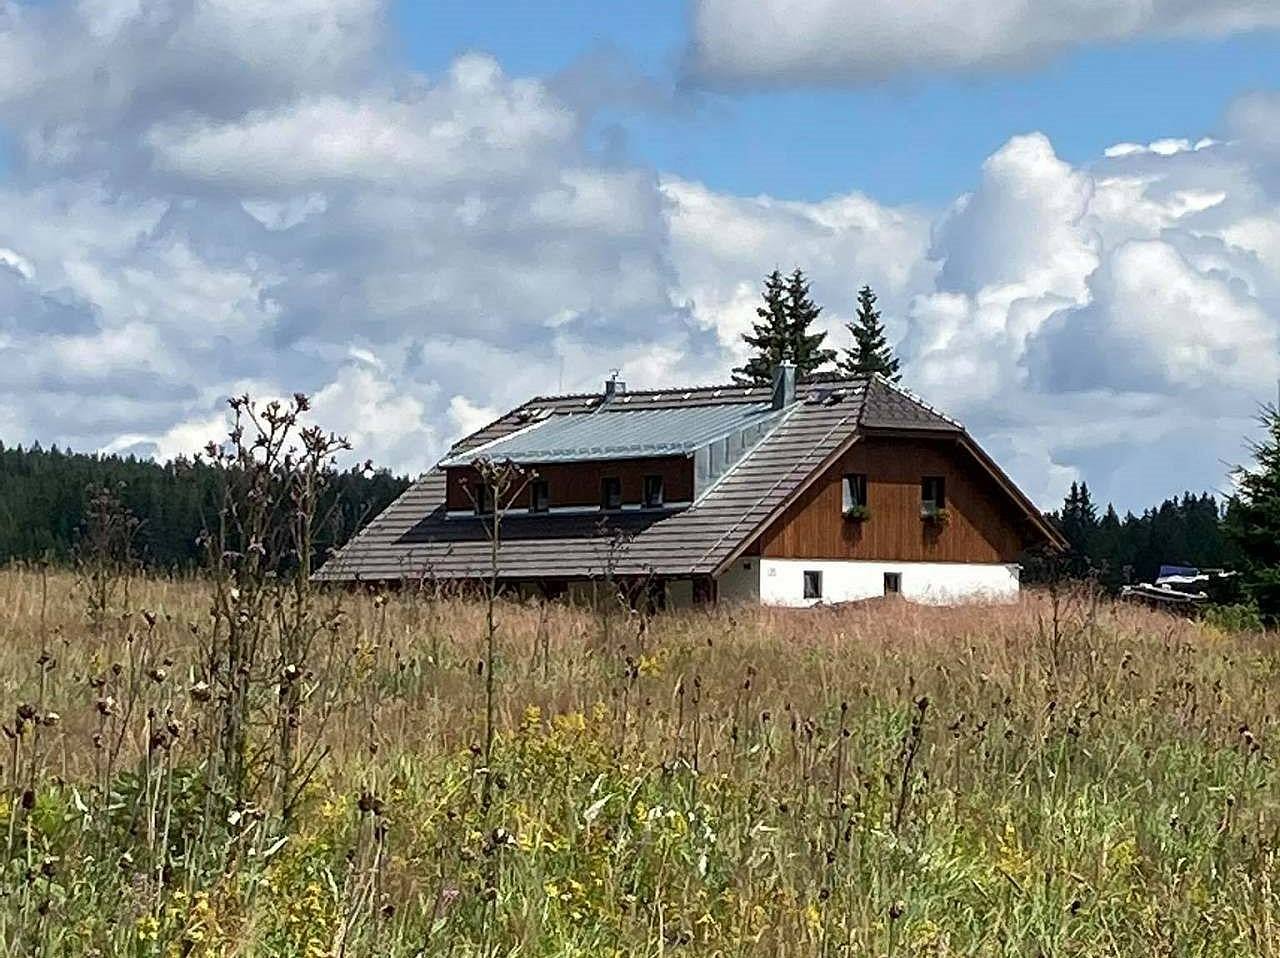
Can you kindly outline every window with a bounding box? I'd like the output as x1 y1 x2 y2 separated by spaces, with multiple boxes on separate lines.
643 474 665 508
842 473 868 515
803 569 823 600
474 483 494 515
530 479 550 513
921 476 946 515
600 476 622 510
884 572 901 595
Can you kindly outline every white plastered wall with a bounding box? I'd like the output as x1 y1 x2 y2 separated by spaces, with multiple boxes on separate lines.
755 558 1019 607
716 558 762 604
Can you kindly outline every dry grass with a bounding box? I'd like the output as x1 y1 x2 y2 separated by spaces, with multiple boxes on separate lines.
3 565 1280 956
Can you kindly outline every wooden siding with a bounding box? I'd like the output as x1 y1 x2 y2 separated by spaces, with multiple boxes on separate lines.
757 436 1034 563
445 456 694 511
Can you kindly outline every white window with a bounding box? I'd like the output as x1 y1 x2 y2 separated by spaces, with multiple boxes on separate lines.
643 475 664 508
921 476 946 515
842 473 868 515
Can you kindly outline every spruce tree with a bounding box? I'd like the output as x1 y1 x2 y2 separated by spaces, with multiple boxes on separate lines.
838 285 901 382
733 269 791 386
1226 405 1280 621
783 268 835 380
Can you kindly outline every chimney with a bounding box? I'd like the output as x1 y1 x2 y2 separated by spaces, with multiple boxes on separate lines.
604 374 626 400
771 362 796 410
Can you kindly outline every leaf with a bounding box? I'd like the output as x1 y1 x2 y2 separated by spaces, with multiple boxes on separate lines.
583 794 612 825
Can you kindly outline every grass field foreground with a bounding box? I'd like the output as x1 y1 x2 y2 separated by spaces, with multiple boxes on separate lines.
2 567 1279 956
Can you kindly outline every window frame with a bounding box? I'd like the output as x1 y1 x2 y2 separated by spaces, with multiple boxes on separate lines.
921 475 946 515
883 571 902 595
643 474 665 509
803 569 823 600
842 473 868 515
529 478 550 514
600 476 622 511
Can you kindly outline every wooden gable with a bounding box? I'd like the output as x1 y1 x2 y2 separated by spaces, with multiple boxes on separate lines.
755 434 1049 564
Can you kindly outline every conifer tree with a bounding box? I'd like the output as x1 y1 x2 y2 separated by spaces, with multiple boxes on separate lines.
1226 405 1280 621
783 267 835 380
838 285 901 382
734 268 835 384
733 269 790 386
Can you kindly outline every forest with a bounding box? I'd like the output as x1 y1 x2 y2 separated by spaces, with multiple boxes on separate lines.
0 440 1238 593
0 442 409 569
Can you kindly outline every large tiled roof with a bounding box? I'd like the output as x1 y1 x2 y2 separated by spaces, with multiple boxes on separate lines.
316 376 969 582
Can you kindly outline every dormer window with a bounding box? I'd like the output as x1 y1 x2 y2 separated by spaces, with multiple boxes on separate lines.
474 483 494 516
530 479 550 514
643 475 664 509
600 476 622 510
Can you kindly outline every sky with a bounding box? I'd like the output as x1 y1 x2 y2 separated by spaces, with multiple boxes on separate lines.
1 0 1279 513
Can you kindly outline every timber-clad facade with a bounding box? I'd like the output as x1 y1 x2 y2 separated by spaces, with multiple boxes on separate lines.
317 368 1065 606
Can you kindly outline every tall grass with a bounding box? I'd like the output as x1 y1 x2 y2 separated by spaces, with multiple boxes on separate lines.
2 565 1278 956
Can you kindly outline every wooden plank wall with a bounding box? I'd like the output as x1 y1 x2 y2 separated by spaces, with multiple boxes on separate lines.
758 436 1032 563
445 456 694 510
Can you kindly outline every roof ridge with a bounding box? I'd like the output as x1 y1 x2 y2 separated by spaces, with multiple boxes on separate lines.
527 373 875 405
871 374 965 429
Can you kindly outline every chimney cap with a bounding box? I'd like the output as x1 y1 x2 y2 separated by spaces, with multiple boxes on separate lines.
771 362 797 409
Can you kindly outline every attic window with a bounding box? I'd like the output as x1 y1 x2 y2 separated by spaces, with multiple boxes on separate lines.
921 476 946 515
474 484 494 516
842 474 868 515
600 476 622 511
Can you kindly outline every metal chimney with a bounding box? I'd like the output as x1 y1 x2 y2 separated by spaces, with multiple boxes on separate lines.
771 362 796 410
604 373 626 400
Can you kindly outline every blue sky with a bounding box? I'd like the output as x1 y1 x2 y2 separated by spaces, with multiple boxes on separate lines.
396 1 1279 205
1 0 1279 512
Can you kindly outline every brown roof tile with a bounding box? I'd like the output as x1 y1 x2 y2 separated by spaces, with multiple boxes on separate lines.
316 375 1037 583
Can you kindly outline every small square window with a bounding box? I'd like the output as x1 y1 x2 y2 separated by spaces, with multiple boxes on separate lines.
842 473 868 514
643 475 665 508
921 476 946 515
884 572 901 595
530 479 550 513
803 569 822 600
600 476 622 510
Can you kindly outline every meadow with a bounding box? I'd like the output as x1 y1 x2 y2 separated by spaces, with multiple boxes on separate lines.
3 565 1279 956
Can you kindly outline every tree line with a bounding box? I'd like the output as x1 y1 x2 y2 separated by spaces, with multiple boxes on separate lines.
0 441 409 569
1045 405 1280 624
1048 482 1236 588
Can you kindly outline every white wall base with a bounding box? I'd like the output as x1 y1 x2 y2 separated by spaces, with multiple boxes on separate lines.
717 558 762 604
747 558 1020 607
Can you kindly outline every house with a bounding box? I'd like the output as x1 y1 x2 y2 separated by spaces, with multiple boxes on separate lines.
316 365 1065 606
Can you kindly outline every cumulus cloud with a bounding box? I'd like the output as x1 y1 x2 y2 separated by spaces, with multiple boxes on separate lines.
658 118 1280 507
662 177 934 363
0 0 711 475
2 0 1280 513
689 0 1280 86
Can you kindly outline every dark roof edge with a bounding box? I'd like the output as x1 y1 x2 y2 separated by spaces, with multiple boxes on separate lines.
954 432 1069 551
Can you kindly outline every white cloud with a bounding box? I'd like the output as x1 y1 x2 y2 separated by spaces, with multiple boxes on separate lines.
2 0 1280 515
689 0 1280 86
662 176 934 359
